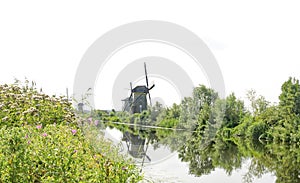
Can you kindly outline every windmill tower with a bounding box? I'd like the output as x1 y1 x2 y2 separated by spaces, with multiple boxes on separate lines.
123 62 155 113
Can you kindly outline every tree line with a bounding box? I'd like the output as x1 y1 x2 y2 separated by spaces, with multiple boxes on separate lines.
95 77 300 144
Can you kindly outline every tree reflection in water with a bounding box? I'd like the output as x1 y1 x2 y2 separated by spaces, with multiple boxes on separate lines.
107 123 300 183
180 134 300 183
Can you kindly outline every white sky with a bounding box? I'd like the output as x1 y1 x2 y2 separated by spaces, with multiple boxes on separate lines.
1 1 300 109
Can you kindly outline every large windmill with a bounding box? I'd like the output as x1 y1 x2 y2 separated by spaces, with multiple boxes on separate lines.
122 62 155 113
121 62 154 163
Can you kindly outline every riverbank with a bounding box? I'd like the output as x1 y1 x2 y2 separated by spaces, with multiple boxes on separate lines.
0 81 142 183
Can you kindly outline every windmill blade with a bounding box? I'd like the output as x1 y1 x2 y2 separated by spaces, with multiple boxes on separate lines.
128 82 133 101
148 92 152 106
149 84 155 90
148 84 155 106
127 92 133 112
144 62 149 88
129 93 133 101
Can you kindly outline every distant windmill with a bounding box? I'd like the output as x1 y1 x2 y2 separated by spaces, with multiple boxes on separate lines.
122 62 155 113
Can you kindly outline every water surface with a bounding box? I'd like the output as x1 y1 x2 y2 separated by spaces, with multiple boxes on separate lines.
101 124 298 183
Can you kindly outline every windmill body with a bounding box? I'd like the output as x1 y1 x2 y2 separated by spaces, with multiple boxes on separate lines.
131 85 148 113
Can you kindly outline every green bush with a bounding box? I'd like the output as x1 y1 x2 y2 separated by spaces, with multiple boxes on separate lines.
0 82 76 127
0 81 142 183
0 124 142 183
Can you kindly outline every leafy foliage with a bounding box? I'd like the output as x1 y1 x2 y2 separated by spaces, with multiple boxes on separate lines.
279 77 300 115
0 81 142 183
0 81 76 127
0 124 141 183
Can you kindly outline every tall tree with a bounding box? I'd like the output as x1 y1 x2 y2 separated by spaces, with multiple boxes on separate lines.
246 89 269 116
279 77 300 115
223 93 245 128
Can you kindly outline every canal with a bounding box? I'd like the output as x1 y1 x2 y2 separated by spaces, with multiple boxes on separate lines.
99 123 297 183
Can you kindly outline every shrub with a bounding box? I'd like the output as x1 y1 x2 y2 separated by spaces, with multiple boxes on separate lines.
0 82 76 127
0 81 142 183
0 124 142 183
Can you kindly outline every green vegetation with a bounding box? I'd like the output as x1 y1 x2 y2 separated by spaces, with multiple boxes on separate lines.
4 76 297 182
106 77 300 144
0 81 76 127
97 77 300 183
0 81 142 183
91 77 300 146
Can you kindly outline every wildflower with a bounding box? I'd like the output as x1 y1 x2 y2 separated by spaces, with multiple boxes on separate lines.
36 124 42 129
71 129 77 135
74 150 78 153
25 134 28 139
42 133 47 137
122 166 127 170
27 140 31 144
88 117 93 124
94 120 99 126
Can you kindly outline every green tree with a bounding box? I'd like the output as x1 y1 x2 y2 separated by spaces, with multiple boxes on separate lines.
156 103 180 128
246 89 269 116
192 85 218 109
223 93 245 128
279 77 300 115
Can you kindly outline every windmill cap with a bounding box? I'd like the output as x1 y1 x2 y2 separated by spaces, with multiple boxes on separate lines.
132 86 149 93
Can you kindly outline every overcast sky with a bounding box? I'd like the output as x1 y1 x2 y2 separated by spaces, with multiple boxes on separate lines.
1 1 299 110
